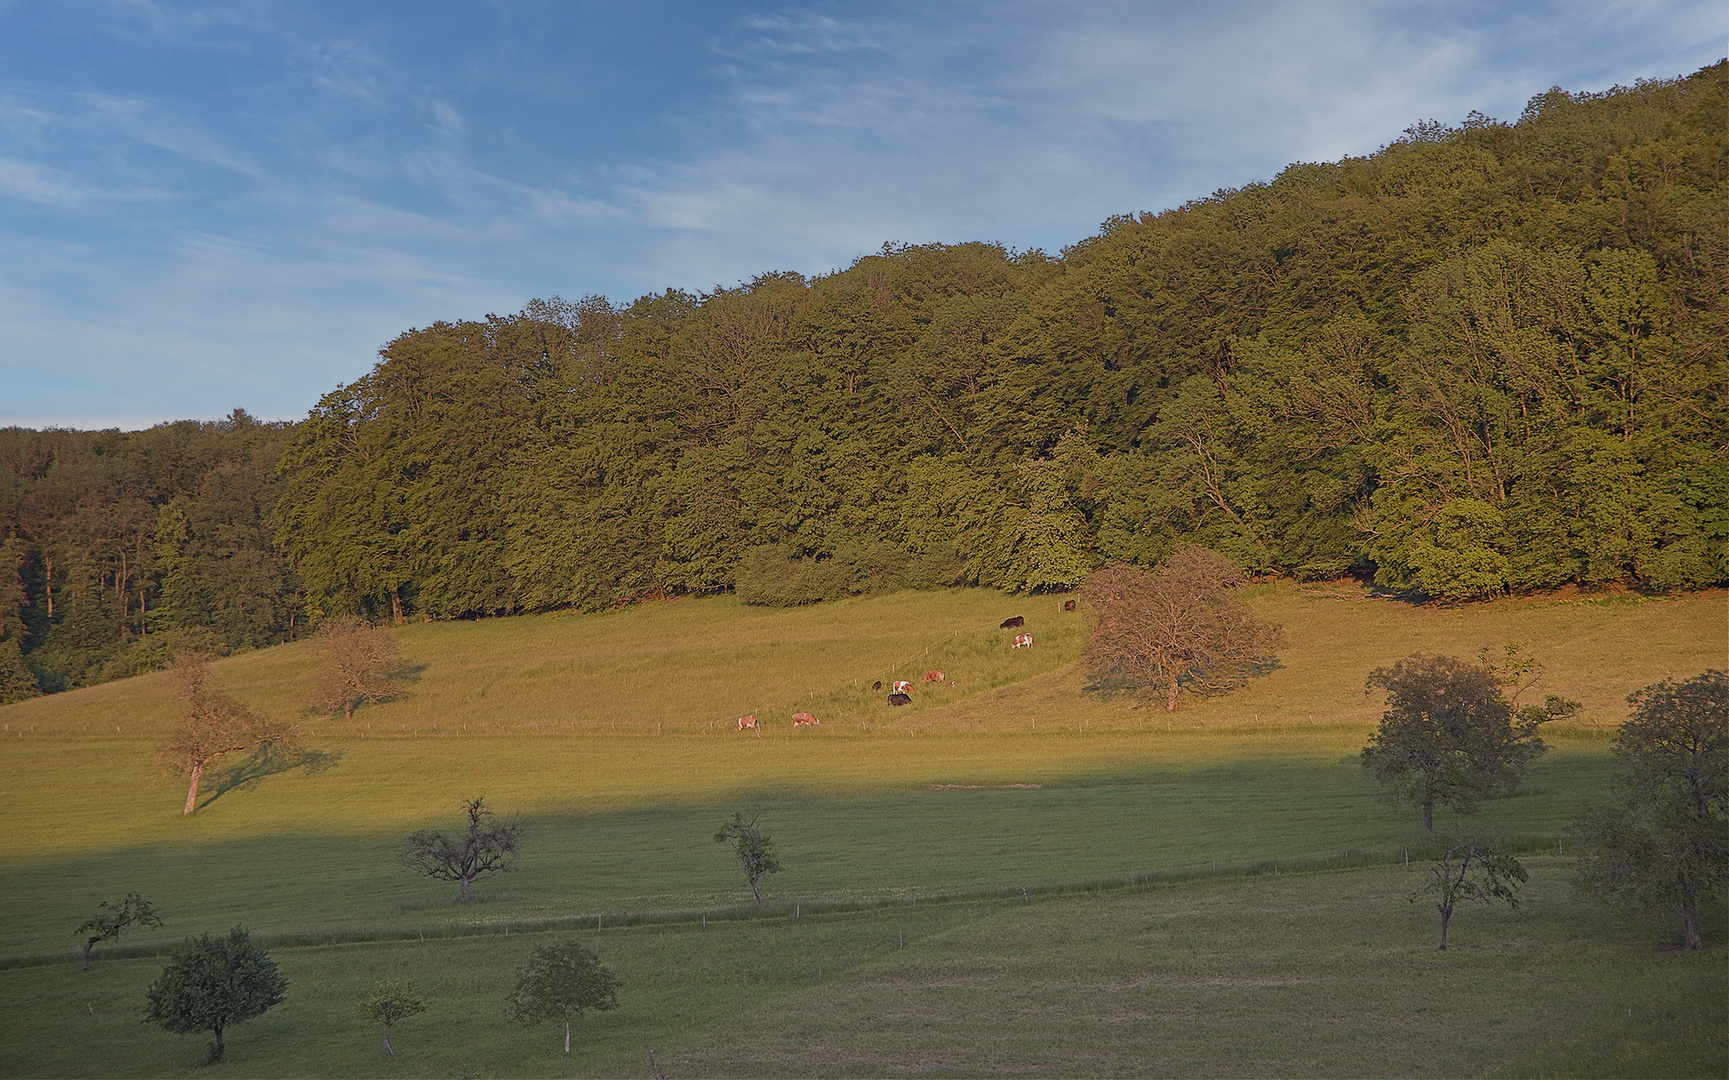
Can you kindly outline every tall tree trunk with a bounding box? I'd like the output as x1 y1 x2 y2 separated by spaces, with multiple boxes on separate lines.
81 938 94 970
460 876 471 901
1437 902 1452 949
1422 797 1434 836
1165 671 1180 712
183 762 203 815
213 1023 224 1059
751 876 763 905
564 1020 571 1054
1682 902 1701 951
383 1023 394 1055
392 589 404 627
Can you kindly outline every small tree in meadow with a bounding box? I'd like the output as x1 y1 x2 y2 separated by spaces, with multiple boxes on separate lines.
715 811 781 905
1573 670 1727 950
1362 650 1577 834
400 796 526 901
1417 839 1527 949
354 979 428 1056
505 941 621 1057
310 615 404 719
75 892 162 970
159 650 301 815
1083 548 1282 711
143 927 287 1063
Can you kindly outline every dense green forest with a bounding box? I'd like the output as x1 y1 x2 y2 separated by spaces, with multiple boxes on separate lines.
3 65 1725 699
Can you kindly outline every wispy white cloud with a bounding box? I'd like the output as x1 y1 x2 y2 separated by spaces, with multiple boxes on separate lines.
1 0 1722 428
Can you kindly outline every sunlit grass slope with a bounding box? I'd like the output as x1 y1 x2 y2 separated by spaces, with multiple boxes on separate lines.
0 584 1718 958
0 584 1722 1076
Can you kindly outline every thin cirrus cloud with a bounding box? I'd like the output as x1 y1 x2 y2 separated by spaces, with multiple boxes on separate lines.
0 0 1722 430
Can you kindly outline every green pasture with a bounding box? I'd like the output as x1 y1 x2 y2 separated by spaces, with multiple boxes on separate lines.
0 584 1723 1076
3 861 1722 1078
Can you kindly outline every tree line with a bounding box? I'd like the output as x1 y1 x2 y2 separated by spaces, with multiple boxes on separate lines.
3 65 1724 697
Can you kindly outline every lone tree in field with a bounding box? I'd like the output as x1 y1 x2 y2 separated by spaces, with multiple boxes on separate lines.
310 614 404 719
1419 839 1527 949
160 650 301 815
1573 670 1727 950
1083 547 1281 712
75 891 162 971
354 979 428 1057
1361 651 1578 834
143 927 287 1064
505 941 621 1057
399 796 526 901
714 811 782 905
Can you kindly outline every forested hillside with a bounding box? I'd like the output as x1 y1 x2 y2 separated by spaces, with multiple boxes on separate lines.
0 413 301 697
3 64 1725 697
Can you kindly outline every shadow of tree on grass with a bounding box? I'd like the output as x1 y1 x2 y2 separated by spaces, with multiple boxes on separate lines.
198 746 344 810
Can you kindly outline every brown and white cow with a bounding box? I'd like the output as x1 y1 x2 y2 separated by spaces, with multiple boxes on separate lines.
1012 633 1034 648
736 714 757 730
791 712 819 726
923 669 944 684
892 680 912 694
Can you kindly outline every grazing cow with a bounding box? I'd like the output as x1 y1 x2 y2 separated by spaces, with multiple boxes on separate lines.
792 712 819 726
1012 633 1034 648
1063 599 1076 612
872 680 882 691
1000 615 1025 629
923 669 944 684
892 680 912 694
736 714 757 730
887 692 912 706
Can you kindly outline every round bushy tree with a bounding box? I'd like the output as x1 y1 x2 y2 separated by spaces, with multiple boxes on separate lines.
505 941 620 1056
143 927 286 1062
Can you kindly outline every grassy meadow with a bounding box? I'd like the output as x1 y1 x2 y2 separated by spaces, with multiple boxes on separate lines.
0 582 1724 1076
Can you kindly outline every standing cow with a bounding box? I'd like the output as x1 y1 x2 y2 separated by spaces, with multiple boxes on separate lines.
736 714 757 730
892 680 912 694
791 712 819 726
1000 615 1025 629
923 670 944 684
1012 633 1034 648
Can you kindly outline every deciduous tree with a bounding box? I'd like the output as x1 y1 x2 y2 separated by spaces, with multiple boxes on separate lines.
1573 670 1728 949
310 614 404 719
1082 547 1281 711
505 941 620 1056
354 979 428 1056
400 796 526 901
143 927 287 1063
75 891 162 970
714 811 781 905
159 650 300 815
1418 840 1527 949
1361 651 1577 833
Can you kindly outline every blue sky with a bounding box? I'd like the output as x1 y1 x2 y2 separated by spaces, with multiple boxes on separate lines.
1 1 1724 429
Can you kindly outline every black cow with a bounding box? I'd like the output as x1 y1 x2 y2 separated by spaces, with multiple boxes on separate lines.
872 680 883 691
1000 615 1025 629
1063 599 1076 612
887 693 912 706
